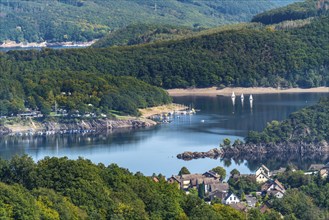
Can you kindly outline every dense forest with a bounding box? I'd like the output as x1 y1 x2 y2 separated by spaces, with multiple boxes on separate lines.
246 97 329 144
91 24 197 48
0 0 295 43
1 1 328 116
2 15 328 88
2 155 329 219
0 155 282 220
0 71 171 116
252 0 329 24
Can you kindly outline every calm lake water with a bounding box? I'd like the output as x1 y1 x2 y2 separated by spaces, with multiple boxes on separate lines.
0 93 328 177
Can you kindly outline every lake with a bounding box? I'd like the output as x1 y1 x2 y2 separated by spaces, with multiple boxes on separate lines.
0 93 328 177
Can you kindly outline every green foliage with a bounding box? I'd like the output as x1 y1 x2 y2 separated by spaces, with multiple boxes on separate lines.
92 24 197 48
230 169 241 176
179 166 191 175
212 166 226 180
228 175 261 196
246 97 329 144
272 189 324 219
3 156 251 219
0 0 286 43
223 138 231 146
1 15 328 95
0 70 172 116
252 0 329 25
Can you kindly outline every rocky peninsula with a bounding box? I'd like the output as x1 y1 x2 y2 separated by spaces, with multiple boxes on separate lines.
177 140 329 161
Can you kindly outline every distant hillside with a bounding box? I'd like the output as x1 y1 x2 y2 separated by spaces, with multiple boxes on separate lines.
2 15 328 88
91 24 196 48
0 0 297 43
252 0 329 24
91 23 258 48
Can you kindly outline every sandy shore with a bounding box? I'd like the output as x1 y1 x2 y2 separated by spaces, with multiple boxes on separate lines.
168 87 329 97
139 103 187 118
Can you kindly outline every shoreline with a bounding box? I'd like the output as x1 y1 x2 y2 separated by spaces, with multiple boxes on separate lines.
0 40 97 49
0 103 186 136
139 103 188 118
168 87 329 97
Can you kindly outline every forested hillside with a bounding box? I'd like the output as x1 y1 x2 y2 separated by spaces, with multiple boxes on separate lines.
246 97 329 144
0 155 257 219
2 15 328 88
0 0 296 43
0 71 171 116
91 24 196 48
252 0 329 24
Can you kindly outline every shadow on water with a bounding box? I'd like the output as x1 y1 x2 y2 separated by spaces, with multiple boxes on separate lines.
0 93 328 176
0 126 160 160
220 153 329 172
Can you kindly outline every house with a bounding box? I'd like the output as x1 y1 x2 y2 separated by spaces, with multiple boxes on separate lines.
256 164 270 177
271 167 286 176
308 164 325 171
209 183 229 192
256 164 271 183
223 193 240 204
167 176 181 188
245 195 257 207
209 190 228 202
268 190 284 199
318 163 329 178
168 173 221 192
256 172 270 183
203 170 220 179
259 204 270 214
229 203 247 212
261 179 285 193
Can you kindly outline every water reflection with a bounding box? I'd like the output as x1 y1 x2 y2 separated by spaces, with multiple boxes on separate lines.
0 93 327 176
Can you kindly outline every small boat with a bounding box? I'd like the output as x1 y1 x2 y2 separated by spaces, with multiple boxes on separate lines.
241 93 244 100
201 120 205 123
231 92 236 98
249 94 253 101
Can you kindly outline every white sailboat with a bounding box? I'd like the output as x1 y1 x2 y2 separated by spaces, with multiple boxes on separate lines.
231 92 236 99
241 93 244 100
249 94 253 101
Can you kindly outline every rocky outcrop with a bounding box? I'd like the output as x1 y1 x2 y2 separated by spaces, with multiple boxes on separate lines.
177 140 329 161
43 118 156 131
1 118 157 136
177 148 223 160
0 126 11 136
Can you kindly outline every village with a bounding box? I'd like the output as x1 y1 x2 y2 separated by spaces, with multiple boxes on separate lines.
161 161 329 214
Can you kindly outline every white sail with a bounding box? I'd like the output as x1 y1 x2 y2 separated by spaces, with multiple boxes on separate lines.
249 94 253 101
241 93 244 99
231 92 236 98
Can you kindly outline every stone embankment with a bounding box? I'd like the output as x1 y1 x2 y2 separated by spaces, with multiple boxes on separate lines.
44 118 156 131
1 118 157 136
177 141 329 160
0 126 11 136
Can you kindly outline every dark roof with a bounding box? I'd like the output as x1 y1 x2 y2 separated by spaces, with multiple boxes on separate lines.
245 195 257 207
309 164 325 171
271 167 286 175
203 170 220 178
229 203 247 212
259 204 269 214
209 190 227 200
224 192 237 201
259 164 270 172
210 183 229 192
273 179 285 192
